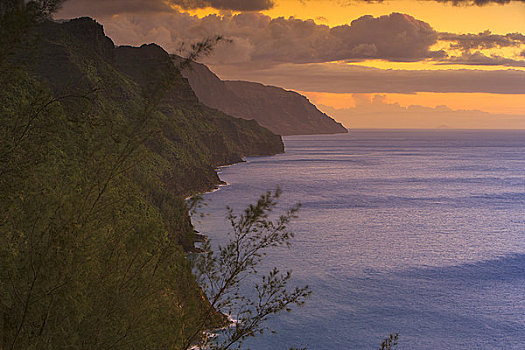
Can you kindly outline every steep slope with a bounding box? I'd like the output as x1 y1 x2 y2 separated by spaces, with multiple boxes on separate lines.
34 18 283 198
179 59 348 136
0 17 283 347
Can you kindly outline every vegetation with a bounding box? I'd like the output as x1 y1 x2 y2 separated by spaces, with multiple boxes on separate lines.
0 2 290 349
379 333 399 350
189 190 310 350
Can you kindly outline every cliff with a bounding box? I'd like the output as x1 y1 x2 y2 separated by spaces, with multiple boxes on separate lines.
0 17 283 346
178 58 348 136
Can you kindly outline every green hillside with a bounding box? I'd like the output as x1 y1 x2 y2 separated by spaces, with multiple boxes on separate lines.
0 16 283 349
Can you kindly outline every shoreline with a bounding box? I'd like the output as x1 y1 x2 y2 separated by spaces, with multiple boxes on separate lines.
184 159 244 201
185 163 237 250
189 314 239 350
186 151 283 347
184 181 230 201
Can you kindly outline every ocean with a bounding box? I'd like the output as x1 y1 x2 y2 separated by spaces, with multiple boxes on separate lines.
193 130 525 350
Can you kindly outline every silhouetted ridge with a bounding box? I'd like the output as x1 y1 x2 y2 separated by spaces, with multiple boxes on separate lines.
177 58 348 136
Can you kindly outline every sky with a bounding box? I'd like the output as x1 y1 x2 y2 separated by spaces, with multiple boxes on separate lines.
56 0 525 129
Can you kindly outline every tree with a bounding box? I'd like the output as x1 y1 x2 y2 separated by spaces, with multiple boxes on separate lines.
184 189 311 349
171 35 232 72
0 3 394 349
0 2 309 348
0 0 66 62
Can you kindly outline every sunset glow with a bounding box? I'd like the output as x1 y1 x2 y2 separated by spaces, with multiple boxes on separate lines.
302 91 525 115
4 1 525 347
57 0 525 128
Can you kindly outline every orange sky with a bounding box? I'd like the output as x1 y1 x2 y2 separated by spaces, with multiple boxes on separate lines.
183 0 525 127
302 92 525 115
57 0 525 128
192 0 525 34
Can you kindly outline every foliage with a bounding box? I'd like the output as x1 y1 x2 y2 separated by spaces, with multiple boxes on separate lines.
186 190 311 349
173 35 232 71
379 333 399 350
0 4 395 350
0 7 283 350
0 0 66 62
0 56 198 350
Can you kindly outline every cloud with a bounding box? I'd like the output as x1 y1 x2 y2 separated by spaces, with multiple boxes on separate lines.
58 5 524 68
209 62 525 94
319 94 525 129
436 31 525 67
56 2 525 73
440 31 525 51
329 13 442 61
169 0 275 11
438 51 525 67
57 0 173 16
211 12 443 63
57 0 274 16
57 9 444 65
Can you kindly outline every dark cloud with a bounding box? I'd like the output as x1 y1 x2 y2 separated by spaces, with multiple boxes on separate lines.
56 4 524 71
329 13 441 61
169 0 275 11
434 0 525 6
67 11 443 65
221 12 443 63
209 63 525 94
438 52 525 67
440 31 525 51
57 0 274 17
57 0 173 17
320 95 525 129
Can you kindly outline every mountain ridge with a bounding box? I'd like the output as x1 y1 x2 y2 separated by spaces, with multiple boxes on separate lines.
1 16 287 346
178 58 348 136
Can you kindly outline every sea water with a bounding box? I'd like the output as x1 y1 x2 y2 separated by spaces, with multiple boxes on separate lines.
193 130 525 350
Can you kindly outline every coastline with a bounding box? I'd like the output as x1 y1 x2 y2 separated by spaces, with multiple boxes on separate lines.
184 159 243 201
188 130 525 350
189 313 240 350
186 161 243 347
184 181 230 201
185 161 241 251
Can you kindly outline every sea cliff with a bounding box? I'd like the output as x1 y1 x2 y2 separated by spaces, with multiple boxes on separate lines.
0 16 282 347
177 58 348 136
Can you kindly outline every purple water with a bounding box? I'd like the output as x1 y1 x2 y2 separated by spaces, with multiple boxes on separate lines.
194 130 525 349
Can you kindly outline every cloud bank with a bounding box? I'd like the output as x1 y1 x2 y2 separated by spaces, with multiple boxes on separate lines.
212 63 525 94
320 94 525 129
434 0 525 6
58 9 444 63
169 0 275 11
440 31 525 51
55 0 525 95
57 2 524 68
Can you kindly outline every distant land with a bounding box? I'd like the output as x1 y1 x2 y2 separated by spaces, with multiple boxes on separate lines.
176 58 347 136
